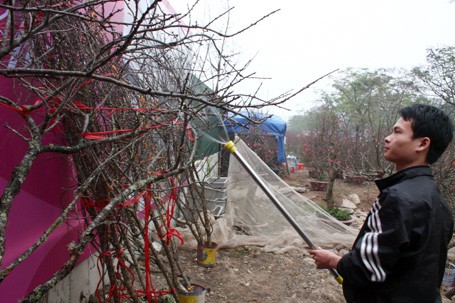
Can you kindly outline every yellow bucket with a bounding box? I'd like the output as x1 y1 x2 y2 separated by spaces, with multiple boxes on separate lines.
177 284 206 303
196 242 217 267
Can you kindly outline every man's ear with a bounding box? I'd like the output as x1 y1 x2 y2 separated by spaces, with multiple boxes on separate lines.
417 137 430 151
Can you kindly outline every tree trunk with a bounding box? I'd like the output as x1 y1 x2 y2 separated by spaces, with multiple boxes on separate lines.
325 169 338 208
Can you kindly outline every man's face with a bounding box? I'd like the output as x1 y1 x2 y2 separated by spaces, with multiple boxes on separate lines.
384 117 423 171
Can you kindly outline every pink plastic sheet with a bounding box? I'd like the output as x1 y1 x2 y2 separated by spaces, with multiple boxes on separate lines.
0 2 124 301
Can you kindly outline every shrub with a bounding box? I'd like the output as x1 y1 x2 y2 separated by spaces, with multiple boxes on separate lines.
322 206 351 221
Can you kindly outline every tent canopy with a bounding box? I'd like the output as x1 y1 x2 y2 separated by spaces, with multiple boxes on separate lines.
225 111 286 137
225 111 287 165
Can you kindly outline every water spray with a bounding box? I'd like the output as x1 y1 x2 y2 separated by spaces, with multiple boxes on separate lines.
224 140 343 285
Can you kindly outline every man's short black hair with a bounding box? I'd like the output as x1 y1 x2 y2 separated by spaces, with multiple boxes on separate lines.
400 103 453 164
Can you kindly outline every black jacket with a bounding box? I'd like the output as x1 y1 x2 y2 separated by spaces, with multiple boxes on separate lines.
337 166 453 303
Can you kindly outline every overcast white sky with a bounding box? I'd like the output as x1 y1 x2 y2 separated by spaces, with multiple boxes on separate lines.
171 0 455 120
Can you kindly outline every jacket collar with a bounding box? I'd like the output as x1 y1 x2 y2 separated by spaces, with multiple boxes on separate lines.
375 165 433 192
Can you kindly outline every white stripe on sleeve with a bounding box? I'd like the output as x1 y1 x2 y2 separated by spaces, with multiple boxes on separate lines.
360 198 386 282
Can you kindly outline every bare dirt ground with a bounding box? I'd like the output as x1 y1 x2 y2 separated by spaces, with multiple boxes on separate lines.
177 169 454 302
177 170 370 302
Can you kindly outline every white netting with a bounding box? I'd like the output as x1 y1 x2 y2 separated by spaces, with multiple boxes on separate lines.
178 138 356 253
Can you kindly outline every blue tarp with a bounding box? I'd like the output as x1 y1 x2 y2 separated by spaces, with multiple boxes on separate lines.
225 111 287 164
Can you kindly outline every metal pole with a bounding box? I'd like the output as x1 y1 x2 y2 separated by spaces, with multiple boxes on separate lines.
224 141 343 284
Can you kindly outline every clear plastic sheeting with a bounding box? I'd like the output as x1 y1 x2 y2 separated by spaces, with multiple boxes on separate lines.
222 138 357 252
177 138 357 253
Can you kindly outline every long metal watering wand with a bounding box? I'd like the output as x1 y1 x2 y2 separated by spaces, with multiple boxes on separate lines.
224 140 343 285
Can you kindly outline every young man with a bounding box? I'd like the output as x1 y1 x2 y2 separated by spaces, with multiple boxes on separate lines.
309 104 454 302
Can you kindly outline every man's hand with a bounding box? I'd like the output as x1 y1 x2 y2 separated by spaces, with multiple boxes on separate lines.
308 248 341 269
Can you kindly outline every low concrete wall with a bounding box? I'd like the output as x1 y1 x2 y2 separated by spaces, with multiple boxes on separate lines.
39 255 101 303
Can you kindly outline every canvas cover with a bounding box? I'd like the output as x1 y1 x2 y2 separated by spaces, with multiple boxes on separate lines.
225 111 287 165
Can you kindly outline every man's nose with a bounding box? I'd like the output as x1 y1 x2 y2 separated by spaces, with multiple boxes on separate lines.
384 135 391 143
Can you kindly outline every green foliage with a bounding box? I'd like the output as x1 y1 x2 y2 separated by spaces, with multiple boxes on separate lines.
287 115 308 132
321 206 351 221
286 68 420 176
309 168 329 181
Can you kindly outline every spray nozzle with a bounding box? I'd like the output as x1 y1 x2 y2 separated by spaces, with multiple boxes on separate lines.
224 141 237 154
